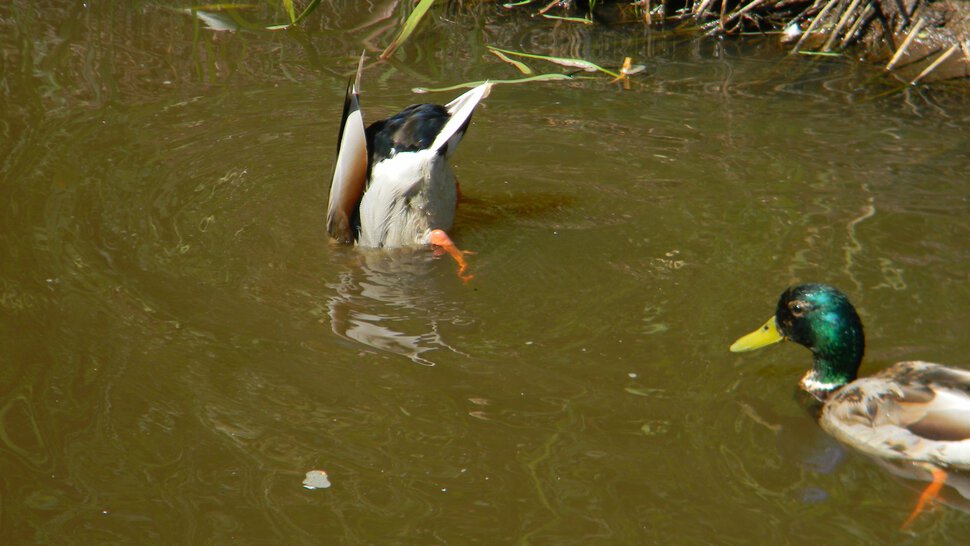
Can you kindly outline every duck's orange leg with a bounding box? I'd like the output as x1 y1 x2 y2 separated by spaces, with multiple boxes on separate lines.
429 229 474 282
902 466 947 529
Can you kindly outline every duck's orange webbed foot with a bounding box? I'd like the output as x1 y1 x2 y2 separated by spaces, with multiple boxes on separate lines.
429 229 474 282
902 466 947 529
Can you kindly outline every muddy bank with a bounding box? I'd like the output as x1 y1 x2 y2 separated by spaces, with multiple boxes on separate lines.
535 0 969 83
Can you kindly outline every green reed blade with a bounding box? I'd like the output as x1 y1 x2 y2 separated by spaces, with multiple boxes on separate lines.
380 0 436 60
265 0 322 30
541 14 593 25
412 73 576 94
489 48 534 75
486 46 619 78
282 0 295 22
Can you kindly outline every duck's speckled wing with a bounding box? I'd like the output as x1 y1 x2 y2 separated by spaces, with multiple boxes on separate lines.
820 361 970 469
326 55 368 244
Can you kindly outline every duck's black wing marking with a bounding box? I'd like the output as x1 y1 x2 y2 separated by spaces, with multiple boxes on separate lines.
366 104 450 174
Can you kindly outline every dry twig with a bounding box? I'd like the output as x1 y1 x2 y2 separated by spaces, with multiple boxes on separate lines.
885 16 925 70
910 44 959 84
823 0 862 51
791 0 841 53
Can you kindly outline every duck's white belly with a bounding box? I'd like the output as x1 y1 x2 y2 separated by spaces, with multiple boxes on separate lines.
357 149 457 248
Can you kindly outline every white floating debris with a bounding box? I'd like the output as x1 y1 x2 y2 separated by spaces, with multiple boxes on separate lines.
622 64 646 76
303 470 331 490
782 22 803 43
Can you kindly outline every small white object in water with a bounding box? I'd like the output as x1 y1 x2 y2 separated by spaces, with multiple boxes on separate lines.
303 470 331 490
782 22 803 42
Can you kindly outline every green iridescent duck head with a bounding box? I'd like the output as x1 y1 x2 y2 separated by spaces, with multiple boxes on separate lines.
731 284 866 397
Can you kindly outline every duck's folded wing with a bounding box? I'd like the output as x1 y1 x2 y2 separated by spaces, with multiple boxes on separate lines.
902 388 970 442
884 362 970 441
327 57 368 243
431 82 492 157
821 362 970 469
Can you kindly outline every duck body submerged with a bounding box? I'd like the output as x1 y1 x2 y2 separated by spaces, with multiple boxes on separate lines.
357 104 458 247
357 147 456 247
326 56 489 253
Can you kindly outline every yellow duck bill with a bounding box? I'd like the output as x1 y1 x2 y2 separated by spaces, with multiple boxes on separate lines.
729 317 784 352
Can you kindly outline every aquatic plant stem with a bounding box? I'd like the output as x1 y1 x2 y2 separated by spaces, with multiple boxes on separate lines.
722 0 767 30
885 16 924 70
910 44 959 84
694 0 714 21
489 48 534 74
791 0 841 53
380 0 435 60
823 0 862 51
839 4 875 48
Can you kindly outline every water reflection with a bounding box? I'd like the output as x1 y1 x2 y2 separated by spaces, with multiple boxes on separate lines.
327 248 472 366
874 460 970 519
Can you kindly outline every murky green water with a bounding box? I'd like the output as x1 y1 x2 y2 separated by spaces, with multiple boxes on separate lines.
3 2 970 543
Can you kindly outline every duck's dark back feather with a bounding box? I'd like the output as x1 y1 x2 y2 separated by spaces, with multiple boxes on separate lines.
365 104 455 180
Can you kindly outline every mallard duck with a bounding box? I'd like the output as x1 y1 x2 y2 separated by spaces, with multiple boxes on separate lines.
730 283 970 526
326 55 491 281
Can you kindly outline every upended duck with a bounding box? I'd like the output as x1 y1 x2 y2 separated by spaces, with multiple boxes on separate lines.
326 56 491 281
730 283 970 527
